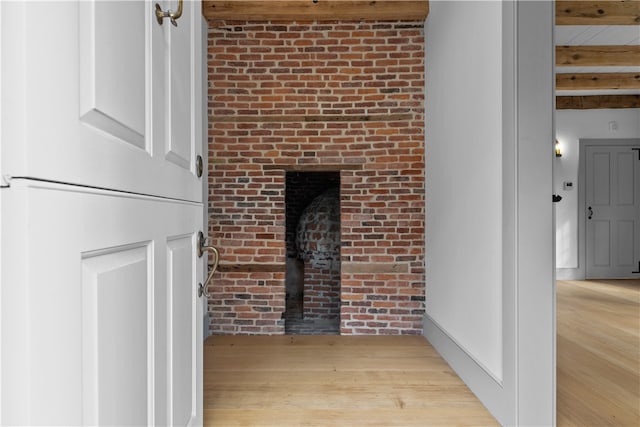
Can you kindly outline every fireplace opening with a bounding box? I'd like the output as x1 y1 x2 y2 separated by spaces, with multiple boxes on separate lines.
285 171 341 335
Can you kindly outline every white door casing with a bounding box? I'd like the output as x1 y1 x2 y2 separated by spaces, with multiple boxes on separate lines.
1 0 203 202
586 144 640 278
1 0 207 425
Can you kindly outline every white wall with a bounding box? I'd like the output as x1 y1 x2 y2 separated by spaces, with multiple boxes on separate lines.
555 109 640 275
425 0 503 381
424 1 555 425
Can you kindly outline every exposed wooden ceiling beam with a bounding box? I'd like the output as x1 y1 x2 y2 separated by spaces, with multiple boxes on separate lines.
556 72 640 90
556 45 640 66
203 0 429 21
556 1 640 25
556 94 640 109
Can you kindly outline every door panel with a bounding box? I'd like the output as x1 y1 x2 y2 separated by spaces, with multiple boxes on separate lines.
592 152 610 205
618 221 634 265
82 245 151 426
618 152 634 205
0 180 204 425
166 1 194 170
79 1 147 150
168 236 198 427
586 145 640 278
1 0 203 202
593 221 611 266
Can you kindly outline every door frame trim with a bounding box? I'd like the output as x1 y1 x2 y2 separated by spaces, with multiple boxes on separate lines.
578 138 640 279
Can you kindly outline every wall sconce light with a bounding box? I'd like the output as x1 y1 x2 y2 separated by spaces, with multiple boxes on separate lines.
555 139 562 158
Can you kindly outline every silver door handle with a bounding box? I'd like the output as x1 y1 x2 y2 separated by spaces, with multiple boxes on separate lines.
587 206 593 220
197 231 220 299
155 0 183 26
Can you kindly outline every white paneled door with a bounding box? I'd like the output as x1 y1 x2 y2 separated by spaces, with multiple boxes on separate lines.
586 145 640 278
1 1 207 425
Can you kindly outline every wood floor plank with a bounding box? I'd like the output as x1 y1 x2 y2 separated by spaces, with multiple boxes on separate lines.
205 370 465 387
205 334 428 347
206 387 488 410
557 279 640 427
205 408 494 427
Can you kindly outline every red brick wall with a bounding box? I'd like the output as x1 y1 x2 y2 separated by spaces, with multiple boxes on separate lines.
207 20 425 335
303 266 341 319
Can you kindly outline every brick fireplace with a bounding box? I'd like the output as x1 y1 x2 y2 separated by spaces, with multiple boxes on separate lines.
207 19 425 335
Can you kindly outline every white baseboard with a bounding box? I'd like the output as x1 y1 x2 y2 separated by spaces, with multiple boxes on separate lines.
422 314 506 425
556 268 584 281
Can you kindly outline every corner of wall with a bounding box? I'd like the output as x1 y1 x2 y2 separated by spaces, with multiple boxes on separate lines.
422 313 506 425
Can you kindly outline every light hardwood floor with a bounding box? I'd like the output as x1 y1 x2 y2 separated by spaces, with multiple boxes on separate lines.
557 279 640 427
204 335 498 426
203 279 640 426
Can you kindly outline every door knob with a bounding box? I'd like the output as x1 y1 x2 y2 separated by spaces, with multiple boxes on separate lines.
196 155 203 178
587 206 593 220
155 0 183 26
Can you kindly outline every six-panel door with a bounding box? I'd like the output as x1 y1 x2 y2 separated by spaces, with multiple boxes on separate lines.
586 145 640 278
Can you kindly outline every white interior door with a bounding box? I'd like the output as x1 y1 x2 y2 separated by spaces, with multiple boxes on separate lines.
586 145 640 278
0 0 204 202
1 1 207 425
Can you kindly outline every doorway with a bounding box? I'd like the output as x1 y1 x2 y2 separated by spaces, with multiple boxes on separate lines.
284 171 341 335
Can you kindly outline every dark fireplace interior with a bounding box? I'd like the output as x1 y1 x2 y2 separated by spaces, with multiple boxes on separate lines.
285 171 341 335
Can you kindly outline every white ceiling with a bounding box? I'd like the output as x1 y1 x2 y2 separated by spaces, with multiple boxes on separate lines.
555 25 640 95
555 25 639 45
